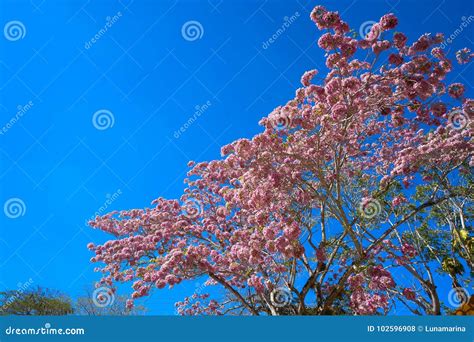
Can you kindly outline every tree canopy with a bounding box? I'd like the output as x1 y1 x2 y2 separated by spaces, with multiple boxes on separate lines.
88 5 473 315
0 286 73 316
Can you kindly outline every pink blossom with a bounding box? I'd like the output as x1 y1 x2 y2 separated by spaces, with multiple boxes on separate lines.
86 4 473 316
388 53 403 65
402 288 416 301
401 243 417 258
379 13 398 30
456 48 473 64
301 69 318 86
391 195 407 207
448 83 465 99
393 32 407 48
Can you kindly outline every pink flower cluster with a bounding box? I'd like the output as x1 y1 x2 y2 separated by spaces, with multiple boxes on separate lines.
348 265 395 314
87 4 473 315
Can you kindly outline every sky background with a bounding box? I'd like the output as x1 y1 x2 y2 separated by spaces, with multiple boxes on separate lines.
0 0 472 315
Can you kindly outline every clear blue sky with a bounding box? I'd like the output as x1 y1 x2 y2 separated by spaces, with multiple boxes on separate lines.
0 0 472 314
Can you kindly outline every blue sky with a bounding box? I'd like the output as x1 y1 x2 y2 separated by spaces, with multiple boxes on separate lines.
0 0 472 315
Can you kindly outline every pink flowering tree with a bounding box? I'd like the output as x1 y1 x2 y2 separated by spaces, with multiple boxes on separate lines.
88 5 473 315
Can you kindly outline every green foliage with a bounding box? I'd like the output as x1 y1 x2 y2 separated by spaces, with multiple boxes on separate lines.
0 286 73 316
441 257 465 276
